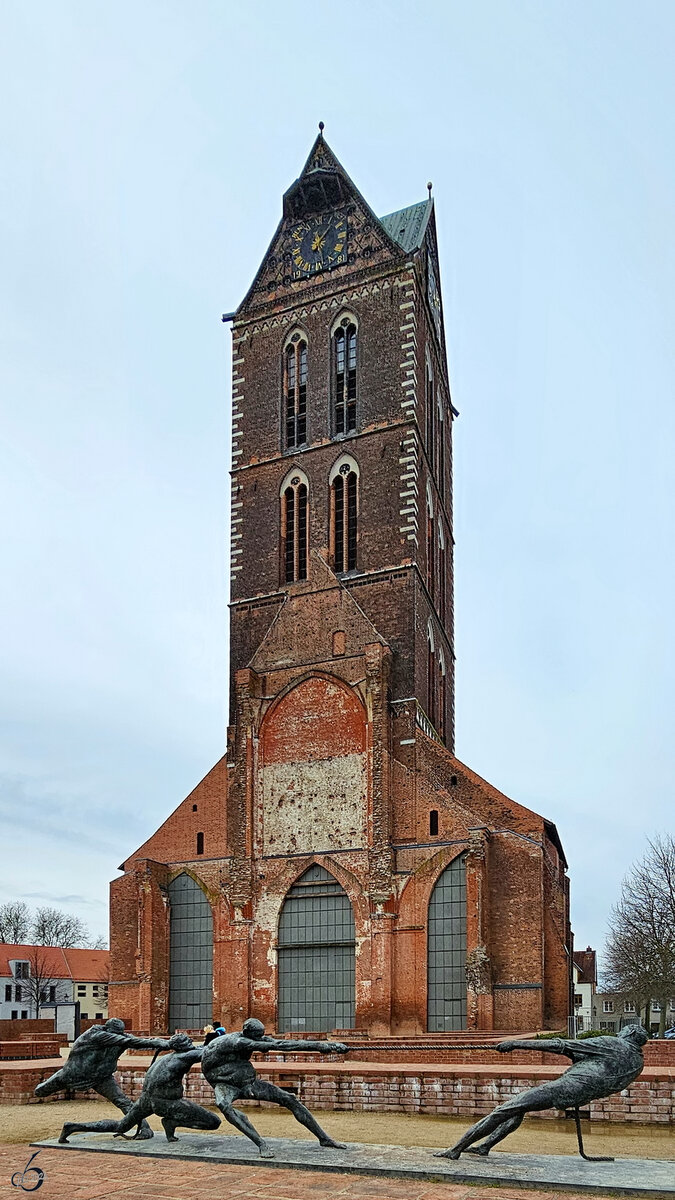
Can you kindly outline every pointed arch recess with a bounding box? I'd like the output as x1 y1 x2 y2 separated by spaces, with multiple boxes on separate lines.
260 675 367 856
427 854 467 1030
277 864 355 1032
168 872 213 1033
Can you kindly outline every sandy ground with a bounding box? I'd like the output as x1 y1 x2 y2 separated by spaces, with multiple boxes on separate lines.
2 1098 673 1159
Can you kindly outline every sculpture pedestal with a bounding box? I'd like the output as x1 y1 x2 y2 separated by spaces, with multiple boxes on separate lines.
34 1135 675 1196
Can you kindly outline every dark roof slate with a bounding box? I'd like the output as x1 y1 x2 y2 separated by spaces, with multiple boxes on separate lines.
379 199 433 253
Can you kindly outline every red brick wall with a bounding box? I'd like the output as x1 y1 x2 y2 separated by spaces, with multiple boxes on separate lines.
0 1020 53 1039
108 1060 675 1125
122 758 228 868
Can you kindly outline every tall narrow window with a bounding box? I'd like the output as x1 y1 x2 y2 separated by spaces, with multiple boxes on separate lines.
428 856 467 1030
281 472 309 583
334 321 357 433
438 409 445 503
427 628 436 728
426 494 435 599
285 339 308 449
438 653 446 741
438 529 446 622
196 832 204 856
330 458 359 573
426 361 435 466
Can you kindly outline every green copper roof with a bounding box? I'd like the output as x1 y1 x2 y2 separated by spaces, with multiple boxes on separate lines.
379 199 432 253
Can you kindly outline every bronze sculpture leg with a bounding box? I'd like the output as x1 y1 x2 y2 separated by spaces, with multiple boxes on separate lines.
35 1070 67 1099
247 1079 346 1148
58 1076 154 1143
154 1098 221 1143
213 1082 275 1158
435 1082 557 1159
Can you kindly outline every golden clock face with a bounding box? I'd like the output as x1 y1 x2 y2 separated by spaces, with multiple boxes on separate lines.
290 212 348 279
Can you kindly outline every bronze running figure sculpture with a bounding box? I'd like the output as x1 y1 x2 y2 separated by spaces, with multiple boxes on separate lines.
435 1025 649 1162
35 1018 169 1141
59 1033 220 1144
200 1018 348 1158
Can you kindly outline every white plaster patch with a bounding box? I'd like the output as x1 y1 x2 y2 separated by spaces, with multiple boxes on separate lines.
262 754 367 854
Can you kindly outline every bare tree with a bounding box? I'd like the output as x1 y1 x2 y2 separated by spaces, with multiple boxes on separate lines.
31 907 91 948
604 834 675 1036
16 947 69 1018
0 901 31 943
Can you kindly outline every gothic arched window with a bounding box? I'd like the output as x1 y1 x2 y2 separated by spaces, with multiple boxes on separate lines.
278 864 355 1032
426 359 435 466
334 319 357 434
426 490 435 600
438 526 446 623
168 873 213 1032
330 457 359 573
427 856 467 1030
427 623 436 729
437 403 445 503
284 336 308 449
438 652 447 741
280 469 309 583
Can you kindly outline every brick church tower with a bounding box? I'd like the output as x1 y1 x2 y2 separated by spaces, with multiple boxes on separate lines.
109 132 571 1037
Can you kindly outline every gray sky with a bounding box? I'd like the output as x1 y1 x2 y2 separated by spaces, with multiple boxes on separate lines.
1 2 673 959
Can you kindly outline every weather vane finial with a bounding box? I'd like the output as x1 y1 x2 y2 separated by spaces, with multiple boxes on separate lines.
319 121 325 135
427 181 433 198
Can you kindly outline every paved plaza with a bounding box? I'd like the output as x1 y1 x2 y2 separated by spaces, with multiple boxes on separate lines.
0 1141 623 1200
27 1134 675 1198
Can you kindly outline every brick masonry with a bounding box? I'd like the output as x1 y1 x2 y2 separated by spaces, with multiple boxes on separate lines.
109 134 572 1039
111 1059 675 1126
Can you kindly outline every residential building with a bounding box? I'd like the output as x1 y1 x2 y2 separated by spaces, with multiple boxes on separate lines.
0 944 108 1022
572 946 596 1032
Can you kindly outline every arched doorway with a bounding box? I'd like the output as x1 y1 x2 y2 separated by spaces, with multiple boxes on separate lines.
427 855 467 1030
278 865 355 1033
168 873 213 1032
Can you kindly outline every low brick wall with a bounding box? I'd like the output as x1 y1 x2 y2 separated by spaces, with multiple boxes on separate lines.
113 1059 675 1126
0 1020 54 1039
0 1039 63 1061
6 1054 674 1125
0 1060 71 1105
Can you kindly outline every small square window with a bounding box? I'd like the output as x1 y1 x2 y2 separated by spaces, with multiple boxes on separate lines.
21 1010 28 1019
95 1012 103 1019
574 994 583 1007
603 1000 614 1013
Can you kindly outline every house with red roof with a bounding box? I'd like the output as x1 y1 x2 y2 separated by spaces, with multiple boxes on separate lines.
0 943 109 1024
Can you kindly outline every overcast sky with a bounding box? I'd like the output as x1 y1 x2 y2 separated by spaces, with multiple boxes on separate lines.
1 2 673 960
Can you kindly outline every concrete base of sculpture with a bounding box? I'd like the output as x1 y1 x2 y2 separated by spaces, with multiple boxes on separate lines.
33 1135 675 1196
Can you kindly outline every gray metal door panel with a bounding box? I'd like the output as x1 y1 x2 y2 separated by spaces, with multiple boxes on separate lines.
278 865 355 1033
427 855 467 1031
168 873 213 1032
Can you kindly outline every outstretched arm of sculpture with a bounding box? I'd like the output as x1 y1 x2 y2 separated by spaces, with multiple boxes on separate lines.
497 1038 568 1055
254 1037 348 1056
118 1033 172 1052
